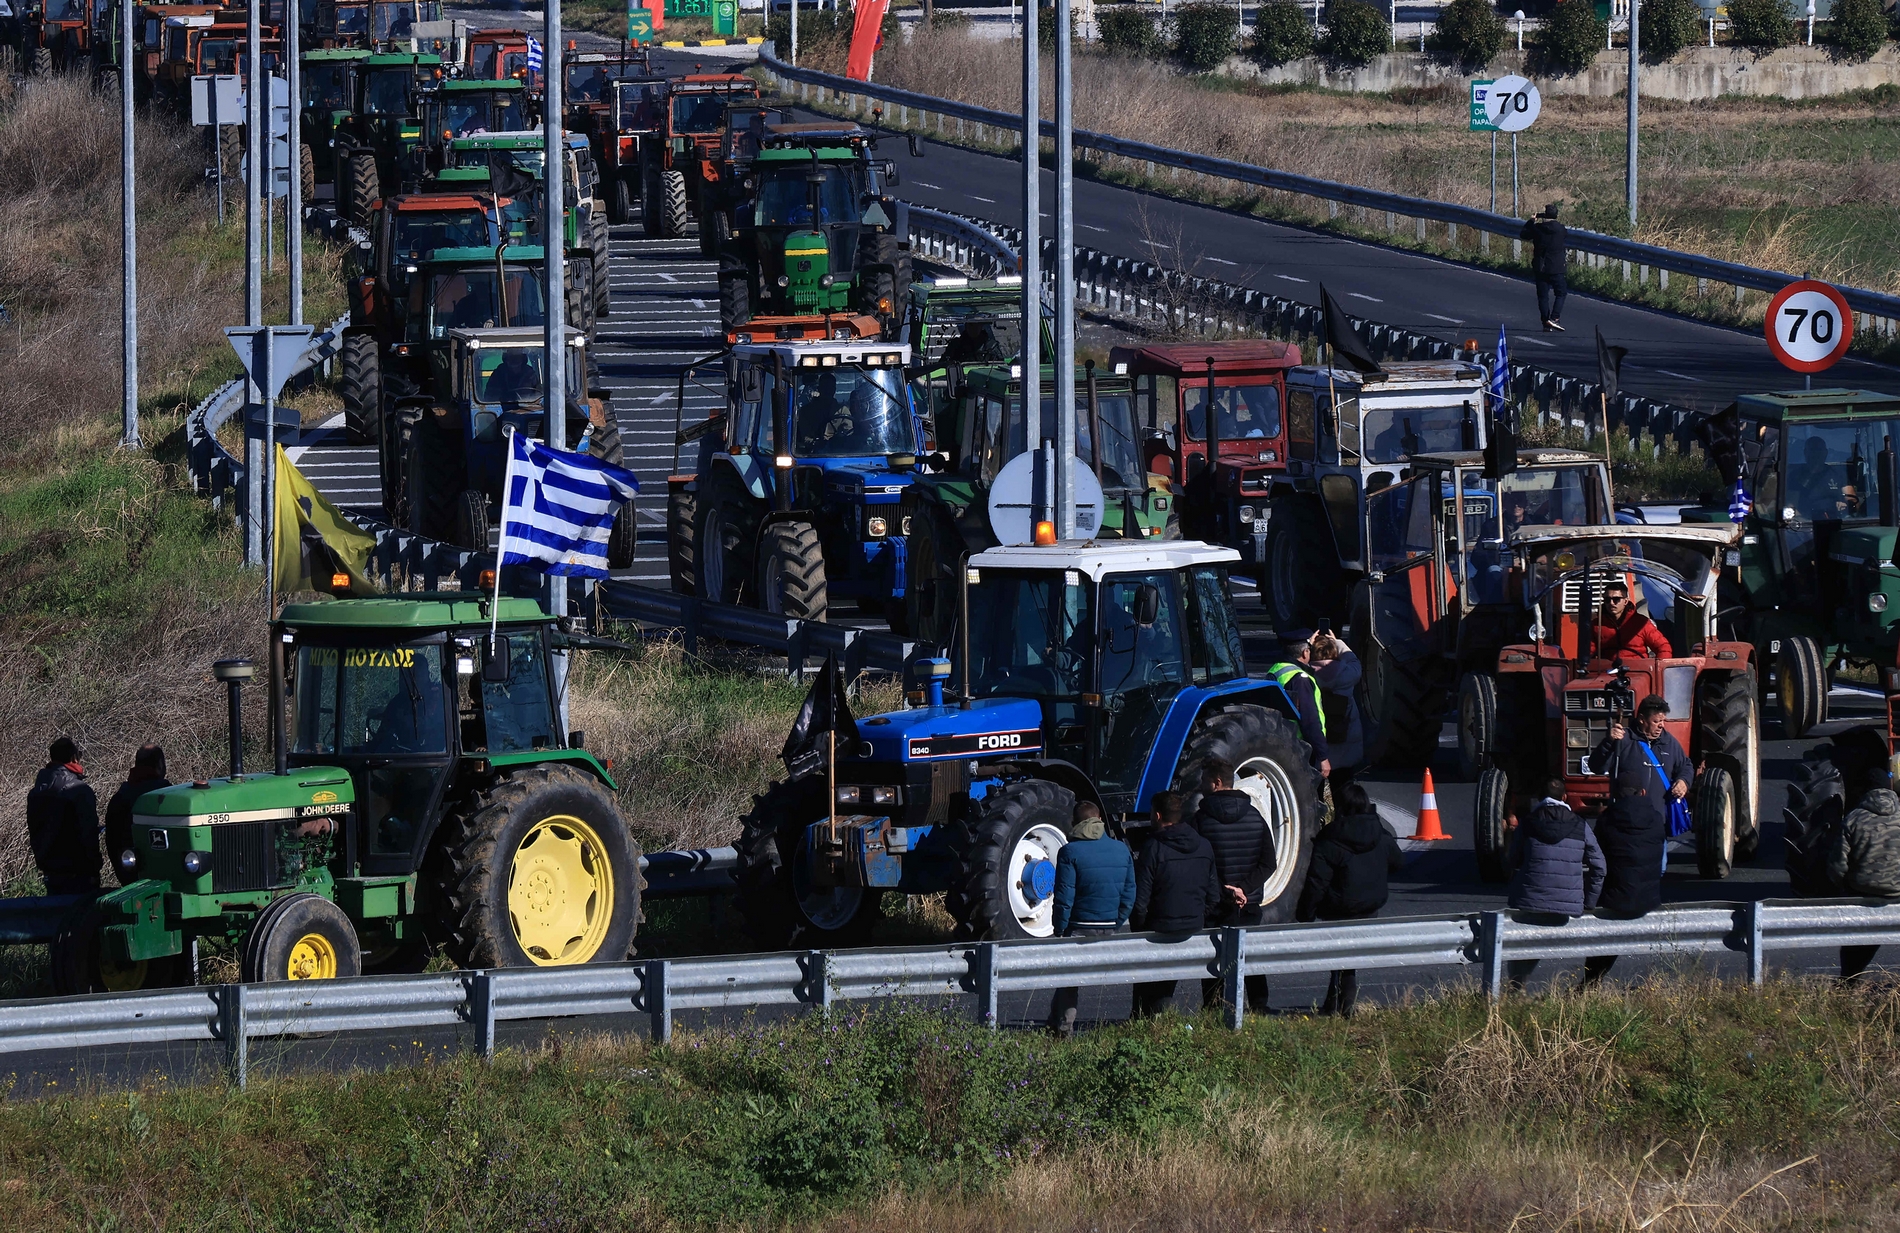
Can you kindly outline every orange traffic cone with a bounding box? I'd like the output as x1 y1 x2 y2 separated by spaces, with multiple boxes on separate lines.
1410 769 1452 841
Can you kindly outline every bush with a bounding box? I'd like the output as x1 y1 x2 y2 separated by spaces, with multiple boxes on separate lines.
1320 0 1391 65
1534 0 1607 73
1173 0 1241 68
1640 0 1703 60
1429 0 1505 68
1098 4 1164 55
1726 0 1794 47
1250 0 1317 62
1831 0 1888 58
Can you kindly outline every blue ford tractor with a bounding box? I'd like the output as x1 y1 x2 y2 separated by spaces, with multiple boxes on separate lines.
734 539 1323 947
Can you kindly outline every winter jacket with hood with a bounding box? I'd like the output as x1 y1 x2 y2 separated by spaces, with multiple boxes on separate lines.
1588 727 1690 914
1297 809 1401 922
1133 823 1224 933
1053 818 1137 934
25 762 100 890
1829 787 1900 898
1519 217 1567 277
1507 797 1607 917
1192 789 1278 909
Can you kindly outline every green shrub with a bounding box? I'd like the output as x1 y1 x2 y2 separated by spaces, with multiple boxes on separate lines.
1534 0 1607 73
1173 0 1242 68
1250 0 1317 62
1726 0 1794 47
1320 0 1391 65
1831 0 1888 58
1640 0 1703 60
1098 4 1164 55
1429 0 1505 68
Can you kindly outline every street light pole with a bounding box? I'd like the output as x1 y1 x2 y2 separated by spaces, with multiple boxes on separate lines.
545 0 567 624
1626 0 1638 228
1054 0 1074 538
244 0 264 567
288 0 302 326
1021 0 1040 489
120 0 138 449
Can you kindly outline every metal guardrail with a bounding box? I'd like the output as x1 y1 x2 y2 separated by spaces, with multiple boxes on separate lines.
5 897 1898 1087
183 313 351 505
760 48 1900 332
596 579 919 676
905 203 1019 278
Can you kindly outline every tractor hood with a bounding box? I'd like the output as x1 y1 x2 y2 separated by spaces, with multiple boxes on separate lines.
851 698 1045 763
130 768 357 823
1826 524 1900 569
821 463 913 499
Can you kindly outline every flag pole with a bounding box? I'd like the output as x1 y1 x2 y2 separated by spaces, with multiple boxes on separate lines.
491 427 516 655
1601 390 1615 505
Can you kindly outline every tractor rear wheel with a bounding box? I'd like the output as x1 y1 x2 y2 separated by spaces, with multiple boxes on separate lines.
51 902 188 995
1474 767 1511 883
241 892 363 982
1357 585 1446 771
718 267 750 333
735 776 885 949
659 168 689 239
905 496 965 650
1264 497 1346 633
856 232 911 331
1455 671 1497 782
1777 636 1828 738
567 259 595 334
454 488 490 553
641 169 663 237
694 472 760 605
411 414 463 541
590 212 612 319
344 150 378 223
434 764 641 968
1693 765 1736 880
607 505 637 570
666 486 698 595
1698 668 1761 861
1174 704 1320 922
756 519 828 621
339 332 382 446
30 45 50 74
299 141 315 204
945 778 1074 940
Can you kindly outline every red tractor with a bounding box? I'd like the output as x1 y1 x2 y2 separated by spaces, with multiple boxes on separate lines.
645 72 759 242
466 26 534 88
1468 523 1761 883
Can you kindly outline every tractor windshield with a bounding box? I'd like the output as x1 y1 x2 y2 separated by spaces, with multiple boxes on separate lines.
500 48 530 79
197 38 242 72
966 569 1093 700
292 643 450 756
361 67 413 115
302 63 352 109
393 210 493 260
790 368 915 457
422 269 547 336
443 92 524 135
372 0 415 40
1183 383 1281 443
670 91 729 133
469 41 499 76
615 82 660 129
756 165 856 227
43 0 81 18
1357 399 1472 464
333 4 369 33
567 62 614 102
996 392 1143 492
471 346 546 409
1782 419 1899 523
1480 467 1604 539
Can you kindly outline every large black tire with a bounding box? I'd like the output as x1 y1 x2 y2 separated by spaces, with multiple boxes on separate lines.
339 332 382 446
566 259 596 334
718 267 751 334
31 45 50 74
1455 671 1497 782
1698 668 1761 861
1173 703 1321 923
1777 635 1828 738
588 395 625 467
1364 641 1447 770
299 141 316 204
1693 765 1736 880
589 211 612 319
344 149 379 224
856 231 912 331
694 470 762 605
240 892 363 982
1475 766 1510 883
945 778 1074 940
858 266 898 330
1265 496 1349 633
51 901 187 995
756 519 828 622
607 505 637 570
410 413 463 541
1492 672 1547 792
666 486 698 595
454 488 490 553
905 495 965 650
432 764 641 968
641 169 664 237
659 168 689 239
611 173 635 224
735 776 885 949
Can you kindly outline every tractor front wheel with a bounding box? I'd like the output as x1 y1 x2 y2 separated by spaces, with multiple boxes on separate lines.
1693 765 1737 880
1474 767 1511 883
1455 671 1497 782
946 778 1074 940
339 331 382 446
51 902 188 995
757 519 828 622
659 168 689 239
241 892 363 982
611 173 635 223
1174 704 1320 922
1359 589 1446 772
666 486 698 595
905 496 965 650
1264 497 1345 633
1776 635 1828 738
1698 668 1761 860
718 267 751 333
344 150 378 223
299 141 315 204
607 504 637 570
735 776 885 949
694 473 761 606
435 765 641 968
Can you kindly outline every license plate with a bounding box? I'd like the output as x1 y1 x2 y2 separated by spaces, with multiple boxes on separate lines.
1252 518 1269 534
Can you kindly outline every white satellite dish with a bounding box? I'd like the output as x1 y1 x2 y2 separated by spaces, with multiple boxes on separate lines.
987 451 1106 546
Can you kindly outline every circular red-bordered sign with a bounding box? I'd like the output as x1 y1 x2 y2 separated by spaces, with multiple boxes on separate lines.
1765 279 1854 374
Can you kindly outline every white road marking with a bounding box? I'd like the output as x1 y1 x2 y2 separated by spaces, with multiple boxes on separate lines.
1206 257 1238 266
1655 368 1703 383
1425 312 1462 324
916 181 943 189
971 194 997 203
1348 292 1382 303
1275 274 1308 284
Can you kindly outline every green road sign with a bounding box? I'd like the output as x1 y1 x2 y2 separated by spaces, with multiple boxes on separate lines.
628 3 653 41
665 0 713 14
1469 79 1498 132
713 0 735 34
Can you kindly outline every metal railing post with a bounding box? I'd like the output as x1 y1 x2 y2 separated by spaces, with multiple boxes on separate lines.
645 959 672 1043
1220 926 1246 1030
1746 899 1765 988
1479 911 1504 1000
803 949 833 1011
973 941 998 1028
473 969 497 1060
221 983 249 1089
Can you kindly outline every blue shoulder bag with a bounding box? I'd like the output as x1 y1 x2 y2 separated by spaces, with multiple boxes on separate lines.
1636 738 1693 837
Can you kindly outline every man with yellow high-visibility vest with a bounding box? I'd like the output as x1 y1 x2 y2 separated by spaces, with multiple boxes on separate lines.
1267 629 1331 781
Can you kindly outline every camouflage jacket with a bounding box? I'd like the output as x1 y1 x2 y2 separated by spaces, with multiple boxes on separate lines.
1829 788 1900 898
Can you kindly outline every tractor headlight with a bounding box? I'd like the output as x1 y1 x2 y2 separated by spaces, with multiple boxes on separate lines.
776 275 789 288
835 786 861 806
819 273 835 288
1872 594 1888 613
901 515 912 536
1238 504 1255 523
868 786 899 807
116 849 138 876
182 851 211 876
867 516 887 537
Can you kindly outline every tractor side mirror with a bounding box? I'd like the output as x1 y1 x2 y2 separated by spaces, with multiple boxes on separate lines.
907 134 922 158
739 365 764 404
1133 583 1161 628
482 638 511 682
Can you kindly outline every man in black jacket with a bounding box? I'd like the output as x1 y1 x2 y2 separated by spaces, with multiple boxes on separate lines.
1520 203 1568 332
103 745 169 886
1297 783 1403 1015
1132 791 1224 1018
1582 694 1691 985
1192 757 1277 1014
25 736 101 895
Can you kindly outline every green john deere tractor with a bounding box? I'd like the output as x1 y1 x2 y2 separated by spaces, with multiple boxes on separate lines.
332 50 441 222
50 597 642 994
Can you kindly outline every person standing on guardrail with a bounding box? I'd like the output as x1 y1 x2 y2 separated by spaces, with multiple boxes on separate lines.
1296 782 1402 1016
1520 203 1568 333
1581 695 1690 987
1046 801 1137 1038
1501 775 1606 992
103 745 169 887
1131 790 1224 1019
25 737 101 896
1192 757 1277 1016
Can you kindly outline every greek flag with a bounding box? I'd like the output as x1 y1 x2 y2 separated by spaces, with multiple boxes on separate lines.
498 430 639 578
1490 324 1509 416
1728 477 1752 522
525 35 543 73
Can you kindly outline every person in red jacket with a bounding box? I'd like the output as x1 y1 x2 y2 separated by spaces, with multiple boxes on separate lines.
1596 581 1673 660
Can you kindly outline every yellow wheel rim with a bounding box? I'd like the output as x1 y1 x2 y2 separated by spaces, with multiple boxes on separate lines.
99 957 149 993
286 932 339 980
507 813 615 965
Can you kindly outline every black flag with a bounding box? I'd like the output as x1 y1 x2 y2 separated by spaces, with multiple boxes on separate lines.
781 654 860 781
1320 286 1382 375
1596 328 1628 403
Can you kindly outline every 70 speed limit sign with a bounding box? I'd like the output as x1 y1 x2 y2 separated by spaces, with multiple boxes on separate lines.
1765 279 1854 373
1485 74 1541 133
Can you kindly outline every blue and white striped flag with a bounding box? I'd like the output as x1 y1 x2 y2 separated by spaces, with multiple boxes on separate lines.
525 35 543 73
1728 476 1752 522
1490 324 1509 416
499 430 639 578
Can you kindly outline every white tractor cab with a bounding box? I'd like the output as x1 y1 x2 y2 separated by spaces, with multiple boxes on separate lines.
1262 359 1492 630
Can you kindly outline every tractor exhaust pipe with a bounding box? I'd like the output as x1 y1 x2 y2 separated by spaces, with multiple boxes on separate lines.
213 659 255 779
270 628 288 778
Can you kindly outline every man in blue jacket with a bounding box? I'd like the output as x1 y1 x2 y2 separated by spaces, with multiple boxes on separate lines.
1047 801 1136 1037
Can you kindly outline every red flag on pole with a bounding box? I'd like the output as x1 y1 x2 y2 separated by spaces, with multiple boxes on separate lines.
845 0 889 80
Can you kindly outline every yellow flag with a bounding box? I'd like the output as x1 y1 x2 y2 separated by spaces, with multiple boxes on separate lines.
274 444 380 597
